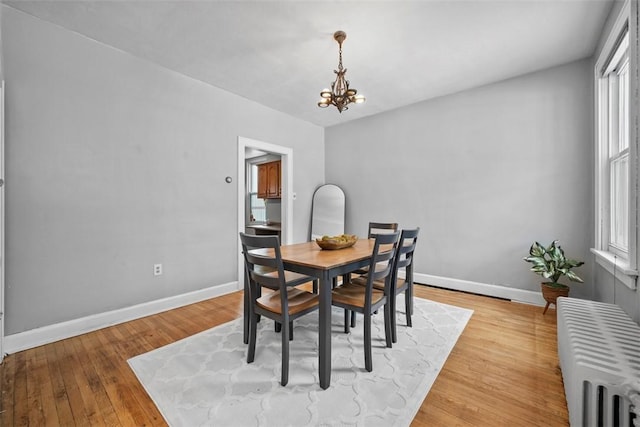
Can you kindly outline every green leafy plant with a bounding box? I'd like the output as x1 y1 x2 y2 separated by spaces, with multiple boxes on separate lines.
523 240 584 288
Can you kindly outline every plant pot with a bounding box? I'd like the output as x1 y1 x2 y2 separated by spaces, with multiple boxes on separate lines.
541 282 569 314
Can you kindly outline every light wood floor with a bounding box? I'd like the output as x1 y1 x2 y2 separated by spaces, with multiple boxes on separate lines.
0 285 568 426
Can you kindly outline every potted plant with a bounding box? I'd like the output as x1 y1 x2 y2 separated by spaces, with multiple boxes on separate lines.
523 240 584 314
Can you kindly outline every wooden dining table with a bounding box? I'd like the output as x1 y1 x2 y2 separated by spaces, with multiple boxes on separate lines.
276 238 378 389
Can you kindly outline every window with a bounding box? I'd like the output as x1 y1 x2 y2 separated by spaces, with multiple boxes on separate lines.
605 31 629 256
248 164 266 223
593 6 638 290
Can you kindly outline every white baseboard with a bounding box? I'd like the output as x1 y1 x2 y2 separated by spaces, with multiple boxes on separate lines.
412 273 546 306
4 281 239 355
4 274 545 355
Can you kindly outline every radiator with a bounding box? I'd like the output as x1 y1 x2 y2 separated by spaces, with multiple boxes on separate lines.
557 297 640 427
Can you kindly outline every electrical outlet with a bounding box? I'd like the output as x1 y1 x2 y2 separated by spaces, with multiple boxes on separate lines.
154 263 162 276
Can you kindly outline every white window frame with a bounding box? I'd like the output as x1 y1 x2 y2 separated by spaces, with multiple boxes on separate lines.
592 0 639 290
606 33 629 257
247 163 266 224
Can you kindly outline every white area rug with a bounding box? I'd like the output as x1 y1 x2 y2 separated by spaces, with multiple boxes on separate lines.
128 296 472 427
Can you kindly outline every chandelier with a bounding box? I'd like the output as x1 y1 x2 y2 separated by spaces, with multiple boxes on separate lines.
317 31 365 112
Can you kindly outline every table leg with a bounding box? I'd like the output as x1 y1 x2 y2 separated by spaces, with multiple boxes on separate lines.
318 270 332 389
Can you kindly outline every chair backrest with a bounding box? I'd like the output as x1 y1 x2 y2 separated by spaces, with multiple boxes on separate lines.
367 222 399 238
363 231 400 307
239 232 286 292
394 228 420 271
389 228 420 293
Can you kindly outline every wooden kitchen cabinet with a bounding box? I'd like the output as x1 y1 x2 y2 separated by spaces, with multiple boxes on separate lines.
257 160 281 199
257 162 268 198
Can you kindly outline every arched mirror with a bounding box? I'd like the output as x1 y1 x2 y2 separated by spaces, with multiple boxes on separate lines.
310 184 346 240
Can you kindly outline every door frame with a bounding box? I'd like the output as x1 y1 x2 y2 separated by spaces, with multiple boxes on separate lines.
237 136 293 289
1 81 5 362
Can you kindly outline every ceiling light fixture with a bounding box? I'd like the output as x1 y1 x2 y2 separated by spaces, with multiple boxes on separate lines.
317 31 365 113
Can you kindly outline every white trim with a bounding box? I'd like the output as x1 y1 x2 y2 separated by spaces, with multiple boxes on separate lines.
3 281 238 354
4 272 547 354
414 273 547 306
0 81 4 362
632 0 640 286
595 0 630 76
595 67 609 251
237 136 293 291
591 248 638 289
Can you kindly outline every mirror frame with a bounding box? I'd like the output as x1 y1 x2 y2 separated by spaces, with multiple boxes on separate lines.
310 184 346 240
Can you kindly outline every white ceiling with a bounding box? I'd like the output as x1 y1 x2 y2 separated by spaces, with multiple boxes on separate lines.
4 0 615 127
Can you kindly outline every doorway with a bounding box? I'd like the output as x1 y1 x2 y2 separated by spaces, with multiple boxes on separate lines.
237 136 293 290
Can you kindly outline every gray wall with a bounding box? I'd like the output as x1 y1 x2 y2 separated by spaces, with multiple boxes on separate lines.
1 6 324 335
325 59 594 297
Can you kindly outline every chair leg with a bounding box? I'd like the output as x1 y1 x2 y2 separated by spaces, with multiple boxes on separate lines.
384 295 398 343
384 302 393 348
408 275 414 316
350 310 356 328
312 279 318 294
256 287 262 323
289 321 294 341
275 321 282 333
281 320 290 386
391 293 398 344
344 309 350 333
243 286 250 345
406 288 413 328
364 313 372 372
247 312 258 363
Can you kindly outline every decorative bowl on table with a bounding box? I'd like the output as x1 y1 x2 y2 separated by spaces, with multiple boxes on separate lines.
315 234 358 250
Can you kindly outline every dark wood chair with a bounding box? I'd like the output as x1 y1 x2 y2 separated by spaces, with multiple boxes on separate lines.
241 234 316 344
349 221 399 325
367 222 399 238
351 222 398 276
388 228 420 343
350 228 420 344
239 232 319 386
331 231 400 372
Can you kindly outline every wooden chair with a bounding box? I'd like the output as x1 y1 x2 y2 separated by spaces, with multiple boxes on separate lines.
367 222 399 237
240 233 319 386
351 222 398 276
331 231 400 372
350 228 420 343
241 234 316 345
349 221 399 325
388 228 420 343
